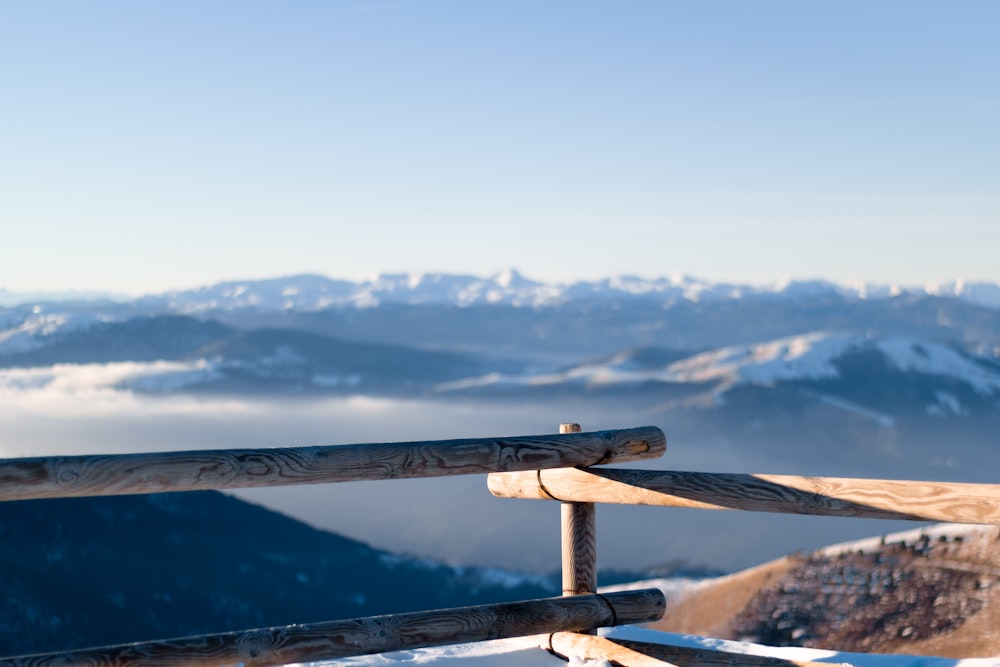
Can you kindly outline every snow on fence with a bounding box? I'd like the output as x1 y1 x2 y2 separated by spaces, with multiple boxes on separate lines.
4 421 1000 666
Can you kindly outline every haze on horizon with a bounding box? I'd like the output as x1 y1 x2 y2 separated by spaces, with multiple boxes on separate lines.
2 1 998 294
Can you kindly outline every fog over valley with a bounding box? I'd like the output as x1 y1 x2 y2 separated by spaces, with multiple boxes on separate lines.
0 382 934 574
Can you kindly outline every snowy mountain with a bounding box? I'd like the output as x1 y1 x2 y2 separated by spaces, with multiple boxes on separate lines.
5 275 1000 366
437 331 1000 414
4 291 1000 426
6 271 1000 312
130 273 1000 312
0 315 503 394
663 332 1000 391
427 330 1000 483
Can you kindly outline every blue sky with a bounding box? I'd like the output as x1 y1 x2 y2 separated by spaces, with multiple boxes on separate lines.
2 1 998 294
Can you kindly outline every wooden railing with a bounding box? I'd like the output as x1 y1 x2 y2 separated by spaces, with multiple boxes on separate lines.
3 421 1000 667
0 426 665 500
488 467 1000 524
0 426 668 667
1 592 665 667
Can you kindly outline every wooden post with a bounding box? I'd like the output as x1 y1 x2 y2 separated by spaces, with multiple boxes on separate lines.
560 422 597 601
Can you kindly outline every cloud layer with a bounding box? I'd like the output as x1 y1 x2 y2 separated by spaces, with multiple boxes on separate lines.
0 370 920 573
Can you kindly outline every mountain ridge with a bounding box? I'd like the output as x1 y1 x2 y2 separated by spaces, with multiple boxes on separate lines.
0 490 565 656
4 271 1000 311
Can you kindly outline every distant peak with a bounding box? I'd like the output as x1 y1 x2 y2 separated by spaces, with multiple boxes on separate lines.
493 269 532 288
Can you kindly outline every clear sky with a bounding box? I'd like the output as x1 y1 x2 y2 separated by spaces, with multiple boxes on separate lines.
2 1 998 294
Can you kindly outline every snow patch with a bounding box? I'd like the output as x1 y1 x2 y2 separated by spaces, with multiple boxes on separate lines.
819 523 995 558
294 623 1000 666
436 331 1000 412
927 392 965 417
878 339 1000 395
664 332 857 386
0 313 80 354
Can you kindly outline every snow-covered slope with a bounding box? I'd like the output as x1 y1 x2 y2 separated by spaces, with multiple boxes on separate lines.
438 332 1000 398
0 311 108 356
667 332 1000 394
302 625 1000 666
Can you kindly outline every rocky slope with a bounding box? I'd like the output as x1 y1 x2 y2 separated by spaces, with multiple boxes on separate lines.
650 524 1000 658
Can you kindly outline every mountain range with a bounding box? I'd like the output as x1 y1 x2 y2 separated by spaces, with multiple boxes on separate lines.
2 273 999 430
4 272 1000 544
7 271 1000 310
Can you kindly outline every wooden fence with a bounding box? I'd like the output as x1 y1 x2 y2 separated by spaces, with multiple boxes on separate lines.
2 421 1000 667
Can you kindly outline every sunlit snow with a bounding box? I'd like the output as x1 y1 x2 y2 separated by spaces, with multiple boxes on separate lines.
293 626 1000 666
435 332 1000 402
7 273 1000 312
0 360 221 395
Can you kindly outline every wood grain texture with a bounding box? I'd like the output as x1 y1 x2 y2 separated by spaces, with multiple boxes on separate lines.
488 468 1000 525
561 502 597 595
0 426 665 502
558 423 597 598
0 591 666 667
545 633 678 666
546 634 852 667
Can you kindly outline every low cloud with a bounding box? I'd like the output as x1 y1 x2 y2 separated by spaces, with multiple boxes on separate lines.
0 366 920 573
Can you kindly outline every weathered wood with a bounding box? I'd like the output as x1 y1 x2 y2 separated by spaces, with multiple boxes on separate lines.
561 500 598 592
546 633 849 667
560 422 597 598
488 467 1000 525
546 633 677 666
0 426 666 502
0 591 666 667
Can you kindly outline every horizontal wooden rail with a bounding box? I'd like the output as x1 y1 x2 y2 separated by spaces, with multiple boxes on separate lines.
488 467 1000 524
0 426 665 502
546 634 844 667
1 590 666 667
